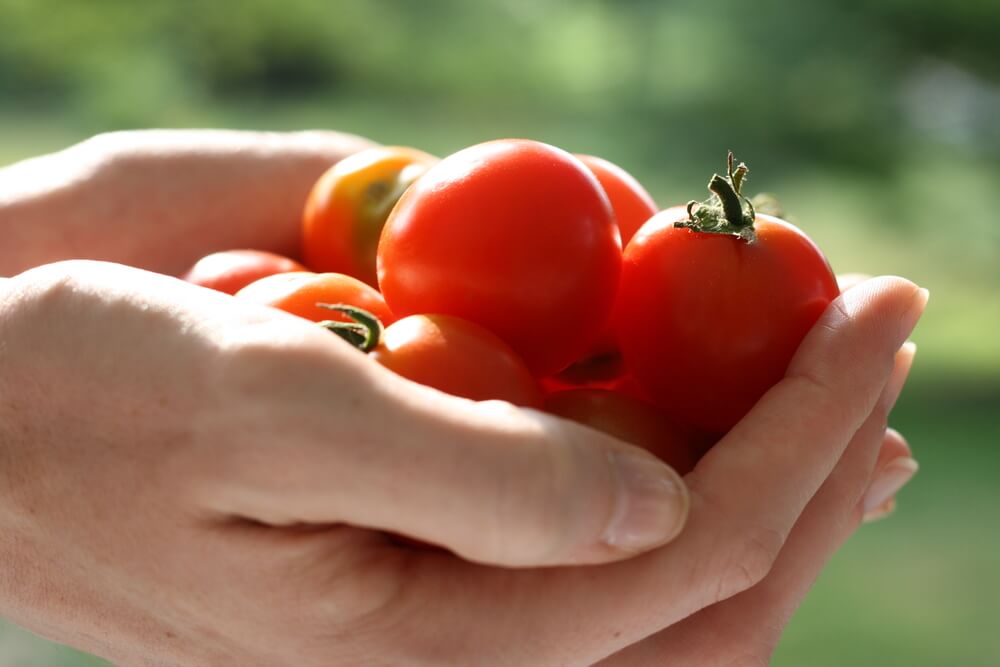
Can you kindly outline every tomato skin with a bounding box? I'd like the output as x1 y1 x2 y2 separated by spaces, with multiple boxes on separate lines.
615 210 839 435
182 250 305 295
372 314 542 407
302 146 437 286
544 389 699 474
378 139 622 376
235 272 393 325
576 155 657 247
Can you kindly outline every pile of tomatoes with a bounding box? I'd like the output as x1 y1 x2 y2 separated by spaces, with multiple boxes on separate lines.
183 139 839 473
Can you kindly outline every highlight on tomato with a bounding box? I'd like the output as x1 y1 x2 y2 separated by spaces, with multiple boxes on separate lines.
614 153 839 435
182 249 305 295
302 145 437 286
235 272 393 325
377 139 622 376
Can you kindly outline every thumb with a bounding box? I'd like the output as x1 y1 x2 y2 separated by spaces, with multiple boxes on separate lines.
356 391 691 566
204 332 690 567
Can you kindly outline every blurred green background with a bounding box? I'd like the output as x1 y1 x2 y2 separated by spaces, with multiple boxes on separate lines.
1 0 997 664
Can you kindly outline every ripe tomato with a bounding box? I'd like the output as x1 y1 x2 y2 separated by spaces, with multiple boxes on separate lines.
378 139 622 376
235 272 393 325
182 250 305 295
576 154 657 246
372 314 542 407
538 354 628 394
615 155 839 435
302 146 437 286
574 155 657 358
544 389 699 474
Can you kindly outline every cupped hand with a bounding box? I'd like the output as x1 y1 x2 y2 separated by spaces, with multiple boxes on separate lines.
0 260 690 666
0 259 924 666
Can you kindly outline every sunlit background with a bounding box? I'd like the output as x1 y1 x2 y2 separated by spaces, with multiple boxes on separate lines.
1 1 998 665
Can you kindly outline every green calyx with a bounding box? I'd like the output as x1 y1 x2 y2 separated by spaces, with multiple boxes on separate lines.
317 303 383 352
676 151 757 243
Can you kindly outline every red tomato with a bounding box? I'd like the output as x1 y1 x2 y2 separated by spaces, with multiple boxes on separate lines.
615 155 838 435
576 154 657 246
372 314 542 407
544 389 699 474
182 250 305 295
538 354 628 394
378 139 622 376
235 272 393 325
302 146 438 286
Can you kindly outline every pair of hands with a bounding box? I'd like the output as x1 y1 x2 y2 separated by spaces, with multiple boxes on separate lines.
0 131 924 666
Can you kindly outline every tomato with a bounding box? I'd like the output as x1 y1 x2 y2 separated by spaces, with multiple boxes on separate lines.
182 250 305 295
372 314 542 407
544 389 699 474
573 156 658 358
302 146 437 286
235 272 393 325
576 154 657 247
378 139 622 376
614 154 839 435
538 354 628 394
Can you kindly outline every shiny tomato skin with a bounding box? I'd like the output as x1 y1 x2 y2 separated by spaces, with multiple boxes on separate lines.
302 146 437 286
544 389 699 474
378 139 622 376
235 272 393 325
182 250 305 295
615 210 839 435
372 314 542 408
576 154 657 246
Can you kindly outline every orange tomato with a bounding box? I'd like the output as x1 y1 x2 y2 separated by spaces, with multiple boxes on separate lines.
235 272 393 325
372 314 542 408
302 146 437 286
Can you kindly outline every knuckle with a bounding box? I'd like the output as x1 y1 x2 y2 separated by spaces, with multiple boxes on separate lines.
714 523 784 602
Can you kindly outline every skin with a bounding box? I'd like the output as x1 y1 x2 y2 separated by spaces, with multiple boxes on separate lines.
0 131 922 666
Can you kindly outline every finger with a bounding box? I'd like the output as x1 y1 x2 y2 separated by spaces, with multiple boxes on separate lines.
598 356 917 665
837 272 871 291
197 316 690 568
862 428 918 522
1 130 376 275
352 277 929 665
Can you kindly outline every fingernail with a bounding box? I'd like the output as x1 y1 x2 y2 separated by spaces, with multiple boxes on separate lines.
603 449 690 552
899 288 929 342
863 497 897 523
880 342 917 412
863 457 919 514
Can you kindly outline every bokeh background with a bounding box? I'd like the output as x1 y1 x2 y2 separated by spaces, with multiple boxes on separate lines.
1 0 998 664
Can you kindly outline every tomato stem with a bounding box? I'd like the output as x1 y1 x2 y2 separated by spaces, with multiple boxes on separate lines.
317 303 383 352
676 151 757 242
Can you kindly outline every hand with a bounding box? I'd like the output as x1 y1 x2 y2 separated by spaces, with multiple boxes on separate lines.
0 129 374 276
0 259 924 666
598 272 921 666
0 260 691 665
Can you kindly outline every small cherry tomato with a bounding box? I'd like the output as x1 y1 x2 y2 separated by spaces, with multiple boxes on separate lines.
235 272 393 325
544 389 699 474
615 154 839 435
182 250 305 295
302 146 437 286
372 314 542 407
378 139 622 376
576 154 657 247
